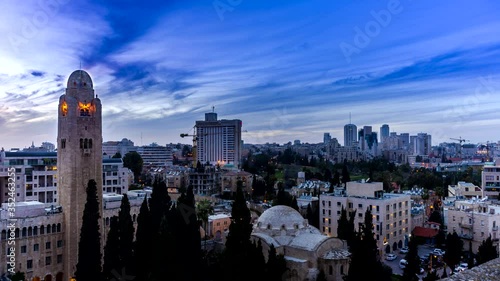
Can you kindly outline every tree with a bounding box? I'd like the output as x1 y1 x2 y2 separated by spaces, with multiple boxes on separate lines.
149 178 171 235
112 152 122 158
467 241 475 269
422 270 439 281
266 244 287 281
75 179 102 281
428 210 443 225
337 206 348 240
123 151 143 183
345 208 391 281
223 180 254 281
342 163 350 187
118 194 135 276
134 196 152 281
8 271 25 281
316 270 327 281
197 199 214 238
402 239 420 281
291 196 299 211
444 232 463 270
477 236 498 265
102 216 120 281
332 170 341 187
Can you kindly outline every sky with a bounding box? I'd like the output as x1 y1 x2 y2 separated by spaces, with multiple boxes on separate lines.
1 0 500 149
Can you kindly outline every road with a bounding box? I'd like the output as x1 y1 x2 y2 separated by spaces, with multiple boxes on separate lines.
382 244 453 278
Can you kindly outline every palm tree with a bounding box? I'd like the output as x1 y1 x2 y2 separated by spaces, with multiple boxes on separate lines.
196 199 214 239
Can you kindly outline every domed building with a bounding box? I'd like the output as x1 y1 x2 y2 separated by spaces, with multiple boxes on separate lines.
251 205 350 281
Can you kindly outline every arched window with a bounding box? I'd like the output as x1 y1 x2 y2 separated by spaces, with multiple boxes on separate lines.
15 228 19 238
52 224 56 233
34 226 38 236
40 225 45 235
28 227 32 237
89 139 93 149
84 139 88 149
57 223 61 232
47 224 51 234
22 227 27 237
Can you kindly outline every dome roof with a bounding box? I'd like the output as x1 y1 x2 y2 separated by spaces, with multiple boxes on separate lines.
67 70 93 89
256 205 306 230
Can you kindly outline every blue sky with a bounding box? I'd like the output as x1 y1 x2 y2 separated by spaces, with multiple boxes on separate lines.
1 0 500 149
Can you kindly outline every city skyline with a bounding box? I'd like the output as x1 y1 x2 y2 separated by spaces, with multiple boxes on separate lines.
1 1 500 149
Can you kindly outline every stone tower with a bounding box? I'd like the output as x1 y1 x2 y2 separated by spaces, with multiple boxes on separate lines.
57 70 103 279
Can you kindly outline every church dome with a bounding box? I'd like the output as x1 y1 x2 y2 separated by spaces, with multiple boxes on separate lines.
67 70 93 89
256 205 307 230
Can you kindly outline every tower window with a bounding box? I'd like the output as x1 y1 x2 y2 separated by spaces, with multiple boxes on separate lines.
61 139 66 149
89 139 93 149
84 139 88 149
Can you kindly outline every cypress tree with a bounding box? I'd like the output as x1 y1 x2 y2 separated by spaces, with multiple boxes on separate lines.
223 180 253 281
477 236 498 265
467 240 475 269
75 179 102 281
149 178 171 235
291 196 299 211
102 216 120 281
118 194 135 276
306 203 314 225
402 239 420 281
134 196 152 281
346 208 390 281
341 162 350 187
444 232 463 270
266 244 287 281
337 206 348 240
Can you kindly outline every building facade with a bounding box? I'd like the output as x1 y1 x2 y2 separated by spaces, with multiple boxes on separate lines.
57 70 103 279
320 181 412 255
482 160 500 198
196 112 242 167
343 124 357 147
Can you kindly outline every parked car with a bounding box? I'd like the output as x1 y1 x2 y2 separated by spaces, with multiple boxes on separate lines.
433 249 445 256
400 246 409 254
454 265 466 273
385 253 397 261
399 259 408 269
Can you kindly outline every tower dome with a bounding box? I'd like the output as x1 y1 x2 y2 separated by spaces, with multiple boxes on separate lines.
256 205 307 231
67 70 93 89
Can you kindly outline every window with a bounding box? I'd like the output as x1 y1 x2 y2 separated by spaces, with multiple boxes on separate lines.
337 211 340 215
61 139 66 149
358 213 362 218
337 202 341 206
57 254 63 264
45 256 51 266
327 201 330 207
57 240 63 248
358 204 363 208
46 242 51 249
376 206 379 212
34 244 39 251
386 224 390 230
386 205 390 211
329 265 333 275
386 214 390 220
399 202 402 208
349 203 353 208
21 245 26 253
27 260 33 270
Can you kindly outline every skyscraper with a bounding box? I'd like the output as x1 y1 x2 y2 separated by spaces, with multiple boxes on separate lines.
380 124 389 143
344 124 357 147
57 70 103 279
323 133 331 144
196 111 242 167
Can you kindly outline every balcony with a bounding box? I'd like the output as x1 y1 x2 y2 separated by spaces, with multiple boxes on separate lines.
459 222 472 229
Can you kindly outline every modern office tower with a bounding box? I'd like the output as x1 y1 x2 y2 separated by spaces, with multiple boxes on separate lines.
344 124 357 147
399 133 410 149
196 111 242 167
380 124 389 143
324 133 331 144
57 70 103 279
411 133 432 155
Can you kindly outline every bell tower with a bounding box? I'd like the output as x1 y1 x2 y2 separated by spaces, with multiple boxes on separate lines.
57 70 103 279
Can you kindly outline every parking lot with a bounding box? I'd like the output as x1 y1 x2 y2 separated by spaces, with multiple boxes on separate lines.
382 244 452 277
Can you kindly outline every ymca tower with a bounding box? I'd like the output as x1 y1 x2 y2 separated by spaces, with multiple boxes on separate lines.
57 70 103 278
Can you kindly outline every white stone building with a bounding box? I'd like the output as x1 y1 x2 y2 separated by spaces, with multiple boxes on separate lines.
251 206 350 281
320 181 412 255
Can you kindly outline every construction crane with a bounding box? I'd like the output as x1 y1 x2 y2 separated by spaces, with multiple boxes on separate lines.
450 136 470 159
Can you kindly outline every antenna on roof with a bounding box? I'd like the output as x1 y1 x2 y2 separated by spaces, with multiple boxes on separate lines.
349 112 351 124
212 105 215 113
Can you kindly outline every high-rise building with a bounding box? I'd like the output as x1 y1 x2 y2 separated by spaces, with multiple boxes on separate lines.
380 124 389 143
344 124 357 147
410 133 432 155
323 133 331 144
57 70 103 279
196 112 242 167
137 143 173 168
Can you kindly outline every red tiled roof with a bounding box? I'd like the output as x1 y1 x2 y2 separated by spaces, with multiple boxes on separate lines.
412 226 438 238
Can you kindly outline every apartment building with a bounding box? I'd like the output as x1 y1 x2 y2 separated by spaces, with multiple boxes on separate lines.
102 158 134 194
446 199 500 252
448 181 483 199
320 181 412 255
482 160 500 198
